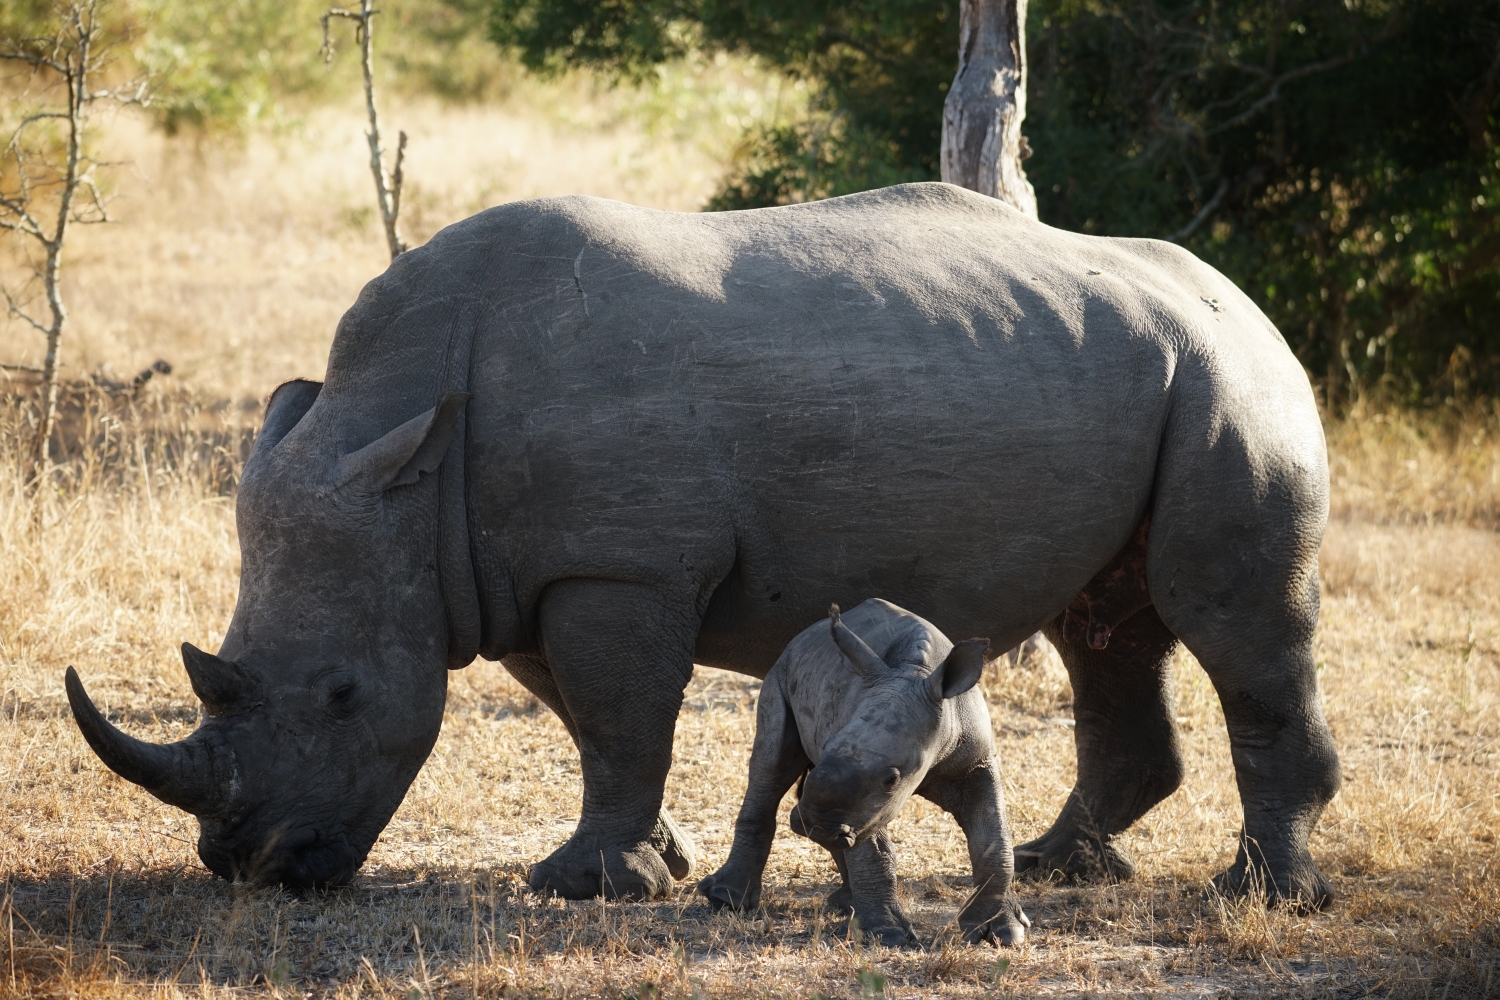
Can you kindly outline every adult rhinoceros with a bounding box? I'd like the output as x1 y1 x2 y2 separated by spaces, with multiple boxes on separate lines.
67 182 1340 907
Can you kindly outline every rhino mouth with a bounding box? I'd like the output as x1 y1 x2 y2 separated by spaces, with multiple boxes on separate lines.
198 823 359 891
788 804 860 850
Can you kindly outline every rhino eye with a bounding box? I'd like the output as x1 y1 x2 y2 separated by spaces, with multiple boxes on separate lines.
327 682 358 716
882 768 901 790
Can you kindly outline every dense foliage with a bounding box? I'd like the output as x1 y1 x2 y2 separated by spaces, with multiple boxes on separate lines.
0 0 509 132
487 0 1500 403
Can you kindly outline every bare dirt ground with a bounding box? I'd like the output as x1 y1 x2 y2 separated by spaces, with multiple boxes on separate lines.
1 96 1497 999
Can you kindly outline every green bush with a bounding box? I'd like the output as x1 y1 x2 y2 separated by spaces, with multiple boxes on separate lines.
1 0 514 134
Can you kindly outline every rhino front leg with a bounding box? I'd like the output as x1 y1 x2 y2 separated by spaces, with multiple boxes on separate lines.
842 830 916 948
698 667 809 910
826 848 854 915
524 579 699 900
927 762 1029 946
503 652 696 881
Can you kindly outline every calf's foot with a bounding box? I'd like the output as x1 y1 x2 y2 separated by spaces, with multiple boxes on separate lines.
960 893 1030 947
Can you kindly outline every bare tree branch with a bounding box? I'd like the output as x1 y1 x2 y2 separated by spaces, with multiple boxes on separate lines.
322 0 408 261
1 286 50 335
1166 176 1229 243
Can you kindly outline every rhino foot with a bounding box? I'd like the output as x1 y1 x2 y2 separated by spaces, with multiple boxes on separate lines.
696 867 762 911
649 807 696 881
847 910 917 949
960 894 1030 947
528 835 674 901
1014 829 1136 884
824 883 853 916
1210 840 1334 912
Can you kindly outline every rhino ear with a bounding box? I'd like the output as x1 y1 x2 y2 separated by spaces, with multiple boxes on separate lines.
933 638 989 699
334 392 470 493
251 380 322 460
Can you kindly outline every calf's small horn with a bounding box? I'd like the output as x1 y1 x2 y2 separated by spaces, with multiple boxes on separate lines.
65 666 222 816
828 604 889 681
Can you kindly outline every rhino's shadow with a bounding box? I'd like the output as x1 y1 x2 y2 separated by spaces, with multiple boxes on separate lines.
1 860 1048 988
0 862 841 987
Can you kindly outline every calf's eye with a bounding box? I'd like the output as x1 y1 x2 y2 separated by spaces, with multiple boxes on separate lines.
882 768 901 789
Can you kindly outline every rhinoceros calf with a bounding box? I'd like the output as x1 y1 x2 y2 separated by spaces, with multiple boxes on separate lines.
699 600 1029 948
66 182 1339 909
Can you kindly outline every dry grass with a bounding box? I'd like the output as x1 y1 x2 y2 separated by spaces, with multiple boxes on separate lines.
1 93 1498 999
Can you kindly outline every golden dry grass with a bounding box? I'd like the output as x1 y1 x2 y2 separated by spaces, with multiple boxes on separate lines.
2 94 1498 999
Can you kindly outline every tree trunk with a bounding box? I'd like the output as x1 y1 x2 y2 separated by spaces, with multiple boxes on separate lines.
30 9 90 491
941 0 1038 219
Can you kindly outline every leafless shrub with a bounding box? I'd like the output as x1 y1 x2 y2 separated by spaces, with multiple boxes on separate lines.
0 0 147 493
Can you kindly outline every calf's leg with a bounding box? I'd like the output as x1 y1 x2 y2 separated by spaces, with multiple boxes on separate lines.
1017 606 1183 883
698 668 810 910
522 579 699 900
826 847 853 914
842 830 915 947
925 761 1029 945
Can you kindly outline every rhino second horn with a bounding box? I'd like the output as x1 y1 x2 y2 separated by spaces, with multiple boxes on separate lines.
828 605 888 681
65 666 221 816
181 642 252 713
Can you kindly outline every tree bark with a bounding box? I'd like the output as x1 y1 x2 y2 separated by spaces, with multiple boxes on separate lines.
941 0 1038 219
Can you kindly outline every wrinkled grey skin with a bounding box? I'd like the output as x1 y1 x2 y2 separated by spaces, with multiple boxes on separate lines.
699 600 1030 948
68 182 1339 909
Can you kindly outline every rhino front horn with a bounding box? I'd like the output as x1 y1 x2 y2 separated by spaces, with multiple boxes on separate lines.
65 666 223 816
828 604 889 681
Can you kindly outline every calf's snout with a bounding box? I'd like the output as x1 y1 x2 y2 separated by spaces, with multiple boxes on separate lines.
791 757 874 849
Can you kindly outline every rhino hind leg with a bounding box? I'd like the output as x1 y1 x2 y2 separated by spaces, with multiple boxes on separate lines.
1147 400 1340 911
519 581 700 900
1017 605 1183 884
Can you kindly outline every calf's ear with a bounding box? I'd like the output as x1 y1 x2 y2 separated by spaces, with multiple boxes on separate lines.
334 392 470 494
933 638 989 699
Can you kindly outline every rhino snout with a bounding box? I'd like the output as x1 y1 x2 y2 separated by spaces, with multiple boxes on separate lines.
197 824 359 891
791 757 882 849
789 803 858 849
